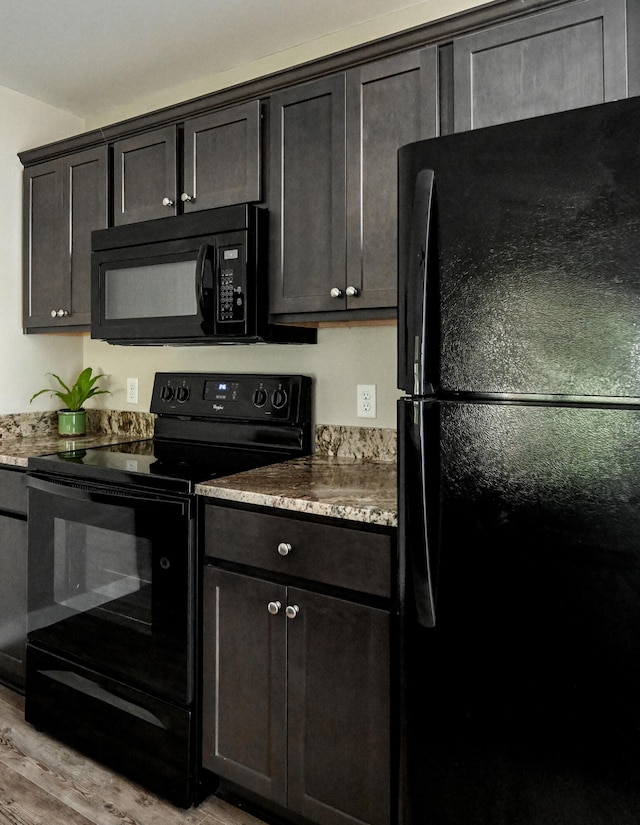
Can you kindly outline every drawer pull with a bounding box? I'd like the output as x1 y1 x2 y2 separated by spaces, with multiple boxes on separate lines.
267 600 282 615
285 604 299 620
277 542 292 557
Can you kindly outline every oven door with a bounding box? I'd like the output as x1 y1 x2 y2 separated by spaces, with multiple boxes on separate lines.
26 473 195 705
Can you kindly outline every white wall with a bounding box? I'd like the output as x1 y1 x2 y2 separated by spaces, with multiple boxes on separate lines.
0 87 85 415
83 324 399 428
11 0 488 427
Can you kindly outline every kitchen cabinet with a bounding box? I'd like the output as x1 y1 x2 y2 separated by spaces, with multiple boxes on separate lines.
0 467 27 690
202 504 392 825
113 100 262 225
448 0 628 132
269 48 437 317
20 0 638 330
23 146 108 332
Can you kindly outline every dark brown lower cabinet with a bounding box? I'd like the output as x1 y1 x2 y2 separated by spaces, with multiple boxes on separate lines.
0 467 27 690
202 506 392 825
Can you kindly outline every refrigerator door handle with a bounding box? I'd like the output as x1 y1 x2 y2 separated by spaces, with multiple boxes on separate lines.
399 399 436 628
398 167 435 397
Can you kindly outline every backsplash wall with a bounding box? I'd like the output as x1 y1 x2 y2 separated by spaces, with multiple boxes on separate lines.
81 323 402 429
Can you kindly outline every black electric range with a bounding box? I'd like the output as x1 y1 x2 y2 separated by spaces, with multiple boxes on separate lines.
28 372 313 493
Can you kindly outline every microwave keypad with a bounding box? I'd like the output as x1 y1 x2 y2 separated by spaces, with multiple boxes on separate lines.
217 249 244 323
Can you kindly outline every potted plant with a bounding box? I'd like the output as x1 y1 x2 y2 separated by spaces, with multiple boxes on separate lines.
30 367 110 436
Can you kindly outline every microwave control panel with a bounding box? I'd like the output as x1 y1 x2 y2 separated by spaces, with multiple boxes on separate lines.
217 245 245 324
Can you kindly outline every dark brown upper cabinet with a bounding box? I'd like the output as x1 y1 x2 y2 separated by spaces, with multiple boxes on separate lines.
112 100 262 225
345 48 438 312
450 0 629 132
269 48 438 318
23 146 108 332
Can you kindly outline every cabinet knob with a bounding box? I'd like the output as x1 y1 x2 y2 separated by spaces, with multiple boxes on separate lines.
50 309 69 318
267 601 282 615
180 192 194 203
162 197 174 207
330 287 343 299
285 604 300 620
277 542 292 556
345 286 359 297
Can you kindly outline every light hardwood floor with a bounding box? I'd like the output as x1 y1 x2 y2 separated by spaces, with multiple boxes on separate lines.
0 683 266 825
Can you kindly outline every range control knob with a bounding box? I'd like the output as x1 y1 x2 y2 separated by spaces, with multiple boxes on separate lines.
253 387 268 408
272 388 288 410
160 386 175 402
175 386 190 403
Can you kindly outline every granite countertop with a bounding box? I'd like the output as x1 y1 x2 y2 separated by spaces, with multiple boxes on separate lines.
0 409 155 468
0 414 398 527
196 455 397 527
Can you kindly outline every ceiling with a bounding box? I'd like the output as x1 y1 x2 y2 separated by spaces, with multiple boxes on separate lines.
0 0 436 118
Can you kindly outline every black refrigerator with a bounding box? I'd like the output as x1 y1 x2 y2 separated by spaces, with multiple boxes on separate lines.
397 96 640 825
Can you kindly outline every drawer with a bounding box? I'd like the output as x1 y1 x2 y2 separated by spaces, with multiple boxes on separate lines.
205 504 391 598
0 467 27 516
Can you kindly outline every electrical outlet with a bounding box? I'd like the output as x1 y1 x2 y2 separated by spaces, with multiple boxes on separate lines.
357 384 377 418
126 377 139 404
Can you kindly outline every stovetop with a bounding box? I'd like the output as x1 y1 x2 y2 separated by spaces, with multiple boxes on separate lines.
27 373 313 495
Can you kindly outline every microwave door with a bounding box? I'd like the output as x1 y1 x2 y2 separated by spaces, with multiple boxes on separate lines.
92 246 210 343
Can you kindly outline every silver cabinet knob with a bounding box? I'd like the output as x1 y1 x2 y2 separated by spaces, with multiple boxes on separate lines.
267 600 282 615
51 309 69 318
285 604 300 620
345 286 359 297
330 287 343 299
180 192 194 202
277 542 292 557
162 197 174 207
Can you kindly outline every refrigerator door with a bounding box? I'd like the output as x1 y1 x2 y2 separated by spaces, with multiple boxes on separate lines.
398 96 640 400
402 398 640 824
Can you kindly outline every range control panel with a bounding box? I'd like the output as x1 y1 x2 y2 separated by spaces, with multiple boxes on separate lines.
150 373 312 423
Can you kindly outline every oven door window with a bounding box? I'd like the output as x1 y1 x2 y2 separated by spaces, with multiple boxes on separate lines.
27 479 193 704
52 517 153 627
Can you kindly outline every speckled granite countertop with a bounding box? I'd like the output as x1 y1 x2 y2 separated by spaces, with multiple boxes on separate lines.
0 414 398 527
0 409 154 468
196 455 397 527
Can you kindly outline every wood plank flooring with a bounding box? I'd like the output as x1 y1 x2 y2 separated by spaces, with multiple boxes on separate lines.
0 683 266 825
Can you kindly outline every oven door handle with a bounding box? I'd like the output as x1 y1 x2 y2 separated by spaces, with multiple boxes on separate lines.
26 473 189 513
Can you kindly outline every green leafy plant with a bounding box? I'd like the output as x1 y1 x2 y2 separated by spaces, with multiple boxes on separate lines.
30 367 110 411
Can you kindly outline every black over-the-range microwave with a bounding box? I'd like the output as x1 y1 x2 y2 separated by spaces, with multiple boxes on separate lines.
91 204 316 345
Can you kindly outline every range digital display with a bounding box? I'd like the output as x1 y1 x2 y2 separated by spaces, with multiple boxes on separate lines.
204 380 238 401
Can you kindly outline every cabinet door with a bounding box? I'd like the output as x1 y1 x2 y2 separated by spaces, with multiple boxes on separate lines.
0 513 27 690
452 0 628 132
287 588 390 825
23 160 65 329
65 147 109 327
346 47 438 310
202 567 287 806
23 146 108 331
182 101 261 212
269 74 347 314
113 126 178 224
